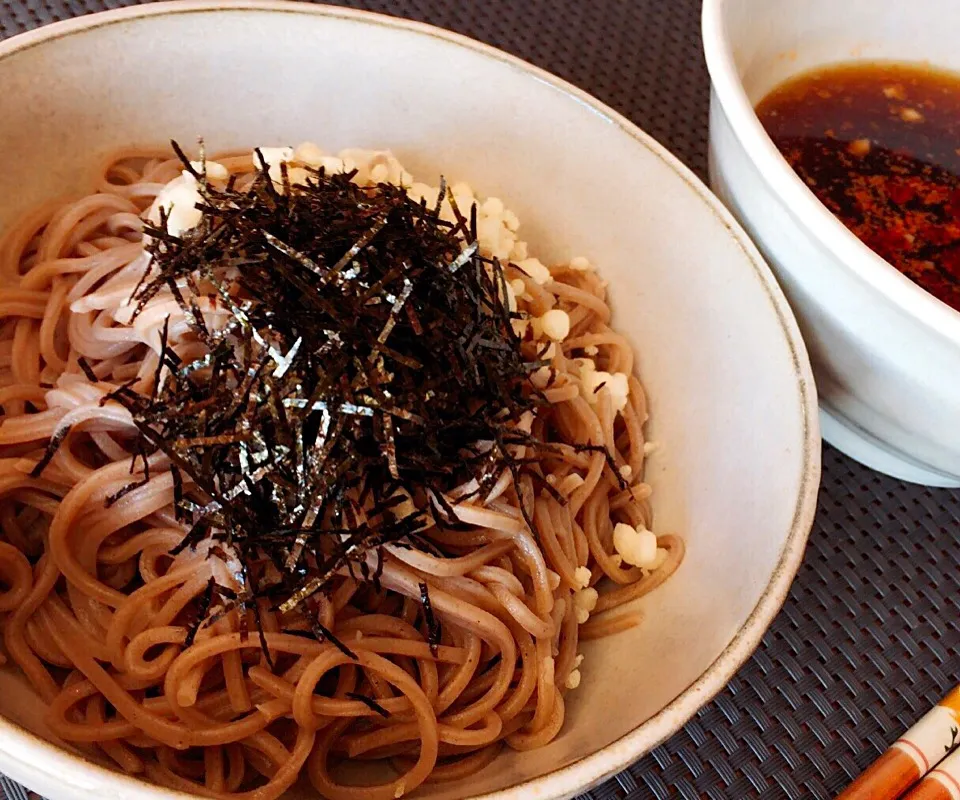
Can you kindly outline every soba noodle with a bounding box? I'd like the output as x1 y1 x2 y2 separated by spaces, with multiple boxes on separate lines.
0 145 682 800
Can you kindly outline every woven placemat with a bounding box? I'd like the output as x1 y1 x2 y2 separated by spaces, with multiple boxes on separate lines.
2 1 959 799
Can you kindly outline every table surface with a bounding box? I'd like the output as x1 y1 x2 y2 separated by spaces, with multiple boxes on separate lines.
1 1 959 799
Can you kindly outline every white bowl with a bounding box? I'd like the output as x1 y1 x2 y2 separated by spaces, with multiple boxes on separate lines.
703 0 960 487
0 3 820 799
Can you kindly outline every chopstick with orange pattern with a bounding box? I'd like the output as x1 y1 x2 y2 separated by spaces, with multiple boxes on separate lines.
835 687 960 800
900 747 960 800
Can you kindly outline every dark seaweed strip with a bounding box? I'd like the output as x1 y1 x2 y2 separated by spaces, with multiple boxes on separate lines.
151 315 171 402
125 417 222 502
277 628 315 639
250 596 275 670
104 474 150 508
445 183 472 241
570 443 630 491
427 488 470 531
29 424 71 478
345 692 390 718
432 177 447 221
185 578 216 647
311 619 358 661
381 413 399 480
99 377 139 408
504 458 538 537
419 581 440 657
169 518 213 557
129 231 157 304
238 598 250 643
327 215 387 279
263 231 326 279
372 547 385 593
76 356 98 383
170 464 184 522
164 275 202 334
127 445 141 476
526 468 567 506
171 139 201 178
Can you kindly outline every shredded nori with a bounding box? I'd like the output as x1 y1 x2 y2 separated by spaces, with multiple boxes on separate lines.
185 578 215 647
104 474 150 508
419 581 440 657
106 141 563 646
29 424 72 478
104 447 151 507
345 692 390 718
76 356 99 383
310 618 358 661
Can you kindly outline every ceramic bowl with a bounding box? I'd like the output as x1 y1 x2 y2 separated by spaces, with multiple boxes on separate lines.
0 2 820 798
703 0 960 487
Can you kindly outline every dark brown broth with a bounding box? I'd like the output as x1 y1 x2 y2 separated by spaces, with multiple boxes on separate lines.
756 61 960 311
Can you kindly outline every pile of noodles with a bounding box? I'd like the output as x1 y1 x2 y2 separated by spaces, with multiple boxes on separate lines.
0 147 682 800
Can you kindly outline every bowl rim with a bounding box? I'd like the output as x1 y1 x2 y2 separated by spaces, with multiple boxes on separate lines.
701 0 960 344
0 2 822 799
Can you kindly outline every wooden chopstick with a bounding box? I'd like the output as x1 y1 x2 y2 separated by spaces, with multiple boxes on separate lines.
900 747 960 799
835 687 960 800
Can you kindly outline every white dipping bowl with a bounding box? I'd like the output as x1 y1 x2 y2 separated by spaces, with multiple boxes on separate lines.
0 3 819 799
704 0 960 487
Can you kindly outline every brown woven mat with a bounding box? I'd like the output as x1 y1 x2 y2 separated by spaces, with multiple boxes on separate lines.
1 2 959 798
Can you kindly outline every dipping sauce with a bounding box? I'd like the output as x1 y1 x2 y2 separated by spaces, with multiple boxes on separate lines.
756 61 960 312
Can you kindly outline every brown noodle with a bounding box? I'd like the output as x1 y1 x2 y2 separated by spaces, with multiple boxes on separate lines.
0 149 683 799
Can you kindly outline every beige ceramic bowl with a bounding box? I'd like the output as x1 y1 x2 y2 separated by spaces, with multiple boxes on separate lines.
0 3 820 799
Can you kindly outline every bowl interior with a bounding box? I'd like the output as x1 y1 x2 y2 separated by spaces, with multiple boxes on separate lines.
0 5 817 798
718 0 960 105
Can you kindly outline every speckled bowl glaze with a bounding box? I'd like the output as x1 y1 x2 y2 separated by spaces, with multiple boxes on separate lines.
0 3 820 799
